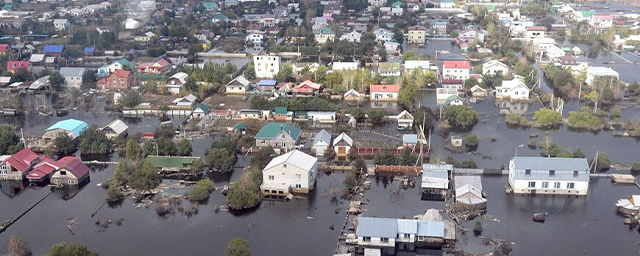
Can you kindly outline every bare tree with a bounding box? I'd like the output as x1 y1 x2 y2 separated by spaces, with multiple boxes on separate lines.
9 235 31 256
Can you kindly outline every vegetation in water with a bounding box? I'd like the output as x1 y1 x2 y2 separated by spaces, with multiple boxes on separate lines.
188 179 213 203
224 237 251 256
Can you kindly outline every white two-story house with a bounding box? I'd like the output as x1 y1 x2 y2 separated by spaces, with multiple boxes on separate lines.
495 76 530 100
442 61 470 81
261 150 317 196
508 157 590 195
482 60 509 77
253 55 281 79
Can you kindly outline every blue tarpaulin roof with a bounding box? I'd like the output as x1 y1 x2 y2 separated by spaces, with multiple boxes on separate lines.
43 45 64 53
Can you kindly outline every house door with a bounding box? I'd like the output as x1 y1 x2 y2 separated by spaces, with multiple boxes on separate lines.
338 147 346 154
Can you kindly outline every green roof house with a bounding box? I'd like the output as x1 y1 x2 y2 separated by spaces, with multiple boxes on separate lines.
234 122 247 134
255 122 301 151
391 1 405 8
443 95 464 107
146 156 200 171
203 2 219 10
192 103 209 119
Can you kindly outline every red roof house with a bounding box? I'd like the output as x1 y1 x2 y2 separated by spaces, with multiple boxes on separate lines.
443 61 471 69
0 148 41 180
6 61 29 72
26 156 59 183
0 44 9 54
136 58 171 74
370 84 401 101
98 69 135 90
293 80 322 94
50 156 90 186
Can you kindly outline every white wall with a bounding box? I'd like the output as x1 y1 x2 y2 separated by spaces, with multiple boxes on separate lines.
262 162 317 193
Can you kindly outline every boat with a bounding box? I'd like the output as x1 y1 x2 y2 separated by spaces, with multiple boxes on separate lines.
56 109 69 117
616 195 640 216
396 126 407 131
533 212 547 222
0 219 12 232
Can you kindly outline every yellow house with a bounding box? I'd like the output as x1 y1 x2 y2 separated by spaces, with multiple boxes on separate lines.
408 25 427 44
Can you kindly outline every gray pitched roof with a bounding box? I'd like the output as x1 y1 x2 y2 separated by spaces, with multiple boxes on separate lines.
511 157 590 182
356 217 398 238
313 129 331 146
59 67 86 77
417 221 445 238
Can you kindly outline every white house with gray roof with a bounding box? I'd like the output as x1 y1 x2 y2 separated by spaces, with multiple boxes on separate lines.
58 67 86 88
312 129 331 157
508 157 590 195
356 215 447 254
261 150 317 196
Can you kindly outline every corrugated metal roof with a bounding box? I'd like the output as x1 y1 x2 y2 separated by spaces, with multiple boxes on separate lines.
417 221 445 238
313 129 331 146
403 134 418 144
455 175 482 191
421 170 448 189
333 132 353 146
103 119 128 135
59 67 86 77
43 45 64 53
423 164 453 172
45 119 88 138
255 122 301 140
397 219 417 234
356 217 398 238
511 157 589 182
263 150 317 172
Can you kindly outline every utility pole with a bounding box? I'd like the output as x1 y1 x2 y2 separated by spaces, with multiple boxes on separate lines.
593 151 599 174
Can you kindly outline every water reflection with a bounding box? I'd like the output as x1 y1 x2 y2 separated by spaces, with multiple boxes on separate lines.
494 100 529 115
0 180 25 198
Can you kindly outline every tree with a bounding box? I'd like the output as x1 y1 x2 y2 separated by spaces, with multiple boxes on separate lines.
105 185 124 202
53 132 75 156
227 189 260 210
48 72 65 91
464 77 478 88
206 148 236 172
572 148 585 158
374 151 398 165
81 71 97 90
367 109 389 125
9 235 31 256
119 89 141 108
399 147 418 166
251 146 275 170
0 124 22 155
46 243 98 256
126 138 142 161
443 106 479 131
78 126 110 155
224 237 251 256
177 138 192 156
113 159 131 186
275 63 294 82
128 159 161 191
344 171 357 189
142 139 155 156
414 107 435 131
156 137 176 156
189 158 206 174
183 77 197 92
345 107 366 122
244 61 256 80
593 152 610 172
465 134 479 151
188 179 212 202
533 108 563 127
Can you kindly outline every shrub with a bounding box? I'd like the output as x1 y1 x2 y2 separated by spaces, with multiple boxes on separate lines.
465 134 479 151
105 186 124 202
631 162 640 172
227 189 260 210
188 179 212 202
344 172 357 190
533 108 563 127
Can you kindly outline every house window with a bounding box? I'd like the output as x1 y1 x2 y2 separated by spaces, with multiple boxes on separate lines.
567 182 575 189
528 181 536 188
573 171 579 177
68 180 73 184
549 170 555 177
542 182 549 188
381 238 389 243
283 164 287 168
60 171 67 175
525 169 531 176
268 175 274 180
295 174 301 179
363 237 371 242
554 182 561 189
295 184 301 189
403 234 410 239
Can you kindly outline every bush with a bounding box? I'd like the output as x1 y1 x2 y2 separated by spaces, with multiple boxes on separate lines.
567 110 603 130
631 162 640 172
9 235 31 256
465 134 479 151
528 139 537 149
105 186 124 202
224 237 251 256
443 105 479 131
473 221 483 235
593 152 610 172
344 171 356 190
188 179 212 202
227 189 260 210
533 108 562 127
505 113 530 127
47 243 98 256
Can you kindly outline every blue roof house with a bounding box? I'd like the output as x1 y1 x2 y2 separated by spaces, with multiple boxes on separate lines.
42 119 89 140
43 45 64 56
84 46 95 55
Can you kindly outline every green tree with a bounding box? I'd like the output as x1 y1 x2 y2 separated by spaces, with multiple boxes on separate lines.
113 159 131 186
374 151 398 165
244 61 256 80
9 235 31 256
177 138 192 156
367 109 389 125
276 63 294 82
345 107 367 122
251 146 275 170
572 148 586 158
81 71 97 90
183 77 197 92
224 237 251 256
128 159 161 191
206 148 236 172
53 132 75 156
46 243 98 256
399 147 418 166
142 139 155 156
0 124 22 155
533 108 563 127
465 134 479 151
227 189 260 210
464 77 478 88
49 72 65 91
593 152 610 172
189 158 206 174
126 138 142 161
443 105 479 131
119 89 141 108
105 185 124 202
344 171 357 189
188 179 212 202
156 137 176 156
78 126 110 155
